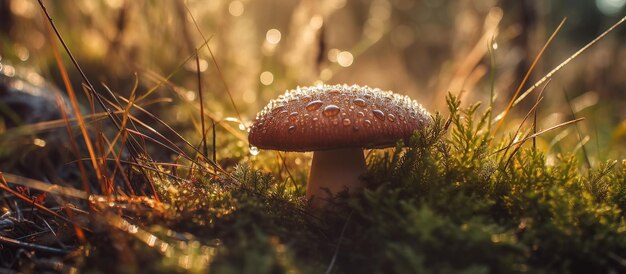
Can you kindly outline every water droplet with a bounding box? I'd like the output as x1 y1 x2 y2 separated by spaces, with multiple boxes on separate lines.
272 105 285 113
342 118 351 126
329 89 340 95
372 110 385 120
357 111 365 117
323 105 340 117
250 146 259 156
279 110 288 116
364 120 372 127
289 112 299 121
306 100 323 111
353 98 366 107
332 119 339 125
387 113 396 122
288 125 297 133
353 126 360 131
302 95 312 102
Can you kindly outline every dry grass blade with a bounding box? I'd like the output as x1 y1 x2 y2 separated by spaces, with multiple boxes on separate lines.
56 94 91 194
40 1 158 197
1 173 88 199
137 37 213 101
45 17 103 183
68 156 203 182
113 95 227 175
498 79 550 164
0 110 135 141
563 89 591 168
325 210 354 274
37 1 123 137
444 8 501 102
492 118 586 156
515 16 626 108
178 4 248 137
0 173 88 230
276 152 298 193
140 68 248 142
498 15 626 120
1 172 171 212
100 134 136 195
175 2 209 159
497 96 544 166
493 18 566 134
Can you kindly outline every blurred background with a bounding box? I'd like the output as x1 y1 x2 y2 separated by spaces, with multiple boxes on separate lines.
0 0 625 167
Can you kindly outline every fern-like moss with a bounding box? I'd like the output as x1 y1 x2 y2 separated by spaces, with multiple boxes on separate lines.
97 95 626 274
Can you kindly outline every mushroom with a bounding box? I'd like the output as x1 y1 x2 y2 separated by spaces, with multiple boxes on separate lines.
248 84 431 206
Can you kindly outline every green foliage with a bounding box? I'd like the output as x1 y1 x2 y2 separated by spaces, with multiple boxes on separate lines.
90 95 626 273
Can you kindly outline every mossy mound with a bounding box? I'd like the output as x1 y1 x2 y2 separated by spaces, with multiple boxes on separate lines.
3 96 625 273
89 95 624 274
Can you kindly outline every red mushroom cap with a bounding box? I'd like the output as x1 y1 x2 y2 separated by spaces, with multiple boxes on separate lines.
249 84 431 152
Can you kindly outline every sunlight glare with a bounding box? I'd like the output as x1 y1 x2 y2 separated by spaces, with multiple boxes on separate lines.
185 90 196 101
33 138 46 148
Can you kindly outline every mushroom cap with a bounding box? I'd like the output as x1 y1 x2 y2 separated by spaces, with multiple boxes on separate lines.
248 84 431 152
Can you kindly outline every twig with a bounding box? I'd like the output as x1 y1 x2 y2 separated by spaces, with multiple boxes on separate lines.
0 235 69 255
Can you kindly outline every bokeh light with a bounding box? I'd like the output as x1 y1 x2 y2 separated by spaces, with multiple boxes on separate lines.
228 1 244 17
336 51 354 67
260 71 274 85
596 0 626 15
265 29 282 44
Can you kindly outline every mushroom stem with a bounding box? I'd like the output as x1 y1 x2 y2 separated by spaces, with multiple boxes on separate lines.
307 148 366 207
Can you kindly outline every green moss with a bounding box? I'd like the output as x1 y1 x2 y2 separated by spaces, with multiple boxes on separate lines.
89 95 626 274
